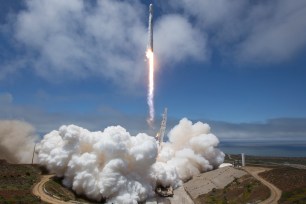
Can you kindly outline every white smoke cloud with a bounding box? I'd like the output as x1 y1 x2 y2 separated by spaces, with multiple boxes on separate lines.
37 118 224 203
158 118 224 181
0 120 38 163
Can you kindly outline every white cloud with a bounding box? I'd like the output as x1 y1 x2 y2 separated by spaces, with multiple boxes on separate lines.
167 0 306 63
209 118 306 141
3 0 305 85
155 14 207 65
237 0 306 63
14 0 146 86
0 0 207 88
168 0 246 28
1 92 306 142
0 92 151 135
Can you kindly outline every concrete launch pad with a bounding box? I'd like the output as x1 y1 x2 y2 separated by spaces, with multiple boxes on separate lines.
184 167 247 200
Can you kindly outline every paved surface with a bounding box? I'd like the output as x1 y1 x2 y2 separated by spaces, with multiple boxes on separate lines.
168 186 194 204
146 186 194 204
32 175 73 204
184 167 247 200
244 167 282 204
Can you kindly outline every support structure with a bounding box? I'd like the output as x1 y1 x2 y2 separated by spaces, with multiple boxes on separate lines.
155 108 167 145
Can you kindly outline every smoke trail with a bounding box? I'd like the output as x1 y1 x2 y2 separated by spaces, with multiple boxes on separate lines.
146 49 155 127
37 118 224 203
0 120 38 163
146 3 154 127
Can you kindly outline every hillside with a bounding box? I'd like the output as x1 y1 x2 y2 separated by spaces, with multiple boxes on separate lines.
0 160 43 203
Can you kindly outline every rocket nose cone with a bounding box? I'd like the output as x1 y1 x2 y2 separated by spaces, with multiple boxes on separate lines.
149 4 153 12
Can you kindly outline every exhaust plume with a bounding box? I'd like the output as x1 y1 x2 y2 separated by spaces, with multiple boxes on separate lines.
0 120 38 163
146 3 155 127
146 49 155 127
37 118 224 203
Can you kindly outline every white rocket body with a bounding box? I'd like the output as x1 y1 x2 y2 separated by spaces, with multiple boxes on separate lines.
148 4 153 51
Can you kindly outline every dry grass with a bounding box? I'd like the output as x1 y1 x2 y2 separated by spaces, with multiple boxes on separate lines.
0 160 43 203
194 174 270 204
259 167 306 204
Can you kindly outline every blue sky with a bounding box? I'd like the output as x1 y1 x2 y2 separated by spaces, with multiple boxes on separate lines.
1 0 306 141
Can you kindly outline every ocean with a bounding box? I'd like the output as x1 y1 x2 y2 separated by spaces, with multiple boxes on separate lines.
219 140 306 157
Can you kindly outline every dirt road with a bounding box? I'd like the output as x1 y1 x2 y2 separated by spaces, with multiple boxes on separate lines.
33 175 192 204
32 175 73 204
244 167 282 204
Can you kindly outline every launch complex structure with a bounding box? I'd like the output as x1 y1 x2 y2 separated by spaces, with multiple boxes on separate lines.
155 108 167 146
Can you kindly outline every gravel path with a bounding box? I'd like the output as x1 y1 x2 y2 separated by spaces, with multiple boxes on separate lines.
33 175 193 204
32 175 74 204
244 167 282 204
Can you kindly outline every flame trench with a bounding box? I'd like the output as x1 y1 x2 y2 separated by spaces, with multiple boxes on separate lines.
146 49 154 127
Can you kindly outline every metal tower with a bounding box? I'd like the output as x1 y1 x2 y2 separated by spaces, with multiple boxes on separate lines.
156 108 167 145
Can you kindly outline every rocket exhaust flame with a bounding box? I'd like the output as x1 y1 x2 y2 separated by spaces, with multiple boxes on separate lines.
147 4 154 127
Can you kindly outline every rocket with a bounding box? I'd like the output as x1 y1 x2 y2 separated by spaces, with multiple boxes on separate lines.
147 4 153 51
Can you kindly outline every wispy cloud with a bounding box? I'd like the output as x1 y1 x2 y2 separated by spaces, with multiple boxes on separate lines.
1 1 306 142
208 118 306 141
1 93 305 141
13 0 146 86
1 0 306 85
0 92 151 135
167 0 306 64
0 0 205 89
155 14 207 65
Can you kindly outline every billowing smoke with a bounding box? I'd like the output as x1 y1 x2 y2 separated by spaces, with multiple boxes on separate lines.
0 120 38 163
158 118 224 181
37 118 224 203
